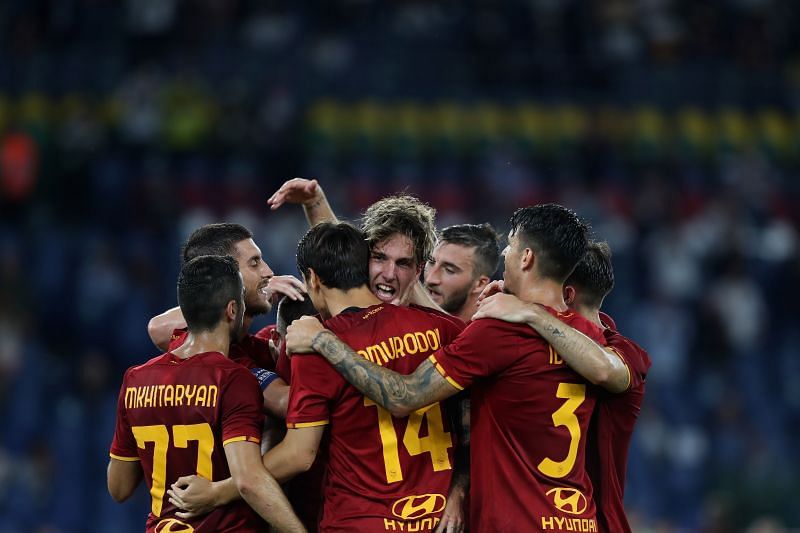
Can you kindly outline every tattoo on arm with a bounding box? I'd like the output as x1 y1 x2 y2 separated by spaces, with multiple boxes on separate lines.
545 323 566 339
311 331 457 413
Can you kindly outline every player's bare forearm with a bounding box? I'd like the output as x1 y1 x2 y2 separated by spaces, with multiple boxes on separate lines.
475 294 630 393
240 470 305 532
526 305 629 393
311 330 458 416
226 441 305 532
303 192 338 226
408 281 447 312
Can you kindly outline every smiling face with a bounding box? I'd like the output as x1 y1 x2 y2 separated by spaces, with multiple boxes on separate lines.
232 238 275 316
424 242 479 315
368 233 419 305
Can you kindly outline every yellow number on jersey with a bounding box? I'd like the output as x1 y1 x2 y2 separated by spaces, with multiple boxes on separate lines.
537 383 586 479
365 397 453 483
132 423 216 516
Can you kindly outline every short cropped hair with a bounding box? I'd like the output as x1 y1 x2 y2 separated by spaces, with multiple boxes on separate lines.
182 223 253 263
566 241 614 309
275 296 318 337
296 222 370 291
177 255 242 332
508 204 590 283
439 223 501 278
361 195 437 267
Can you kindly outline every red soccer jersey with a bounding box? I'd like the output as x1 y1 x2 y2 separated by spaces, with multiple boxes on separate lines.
169 329 275 371
287 304 465 532
109 351 266 533
431 309 606 533
587 318 651 533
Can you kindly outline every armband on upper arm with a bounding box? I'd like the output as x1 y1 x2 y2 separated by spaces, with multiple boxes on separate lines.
251 368 280 391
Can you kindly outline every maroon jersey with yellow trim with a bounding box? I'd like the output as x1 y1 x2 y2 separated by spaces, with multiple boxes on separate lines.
169 329 275 371
431 309 605 533
587 315 651 533
109 351 266 533
287 304 464 532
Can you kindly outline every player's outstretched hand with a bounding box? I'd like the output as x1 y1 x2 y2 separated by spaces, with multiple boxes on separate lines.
285 315 326 355
267 178 322 210
435 487 465 533
476 279 504 302
473 292 534 324
265 275 307 304
168 475 216 519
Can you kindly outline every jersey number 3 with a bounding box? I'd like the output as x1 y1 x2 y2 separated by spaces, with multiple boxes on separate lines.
132 423 215 516
537 383 586 478
365 397 453 483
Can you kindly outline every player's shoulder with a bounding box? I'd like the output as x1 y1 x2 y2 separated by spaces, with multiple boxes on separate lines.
407 304 466 330
126 352 175 375
605 329 652 374
461 315 539 342
551 307 606 343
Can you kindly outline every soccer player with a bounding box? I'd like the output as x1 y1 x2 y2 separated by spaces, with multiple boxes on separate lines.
267 178 437 307
268 178 470 530
107 255 304 532
172 222 465 531
147 223 304 418
424 223 501 323
284 204 606 532
473 242 652 533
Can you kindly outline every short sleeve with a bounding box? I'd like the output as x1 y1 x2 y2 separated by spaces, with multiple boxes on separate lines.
430 319 525 390
286 354 344 429
220 367 264 446
605 331 651 390
109 370 140 461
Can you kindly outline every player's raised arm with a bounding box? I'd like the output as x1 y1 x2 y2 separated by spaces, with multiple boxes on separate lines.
267 178 338 226
285 316 460 417
474 293 630 393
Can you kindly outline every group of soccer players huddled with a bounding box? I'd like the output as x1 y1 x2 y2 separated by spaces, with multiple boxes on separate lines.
107 177 651 533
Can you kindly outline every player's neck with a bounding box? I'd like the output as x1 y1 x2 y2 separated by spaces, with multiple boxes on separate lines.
516 278 568 312
576 304 603 327
238 315 255 339
456 297 479 323
323 286 382 317
172 325 231 359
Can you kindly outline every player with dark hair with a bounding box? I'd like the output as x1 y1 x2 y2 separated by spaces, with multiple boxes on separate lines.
173 222 464 531
146 222 304 419
107 255 304 532
424 223 501 323
474 241 651 533
284 204 606 532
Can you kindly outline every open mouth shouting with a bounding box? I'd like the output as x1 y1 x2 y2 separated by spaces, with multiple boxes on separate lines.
372 282 398 303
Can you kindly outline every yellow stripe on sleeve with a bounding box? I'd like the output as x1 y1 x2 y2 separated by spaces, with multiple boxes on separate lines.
223 435 262 446
428 355 464 391
286 420 329 429
109 453 141 462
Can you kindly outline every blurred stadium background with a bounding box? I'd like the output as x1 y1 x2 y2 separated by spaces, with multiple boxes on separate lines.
1 1 799 531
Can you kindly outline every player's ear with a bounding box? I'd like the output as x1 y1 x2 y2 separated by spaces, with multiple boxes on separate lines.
225 299 239 321
305 268 321 292
563 285 576 306
520 247 534 271
472 275 491 294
